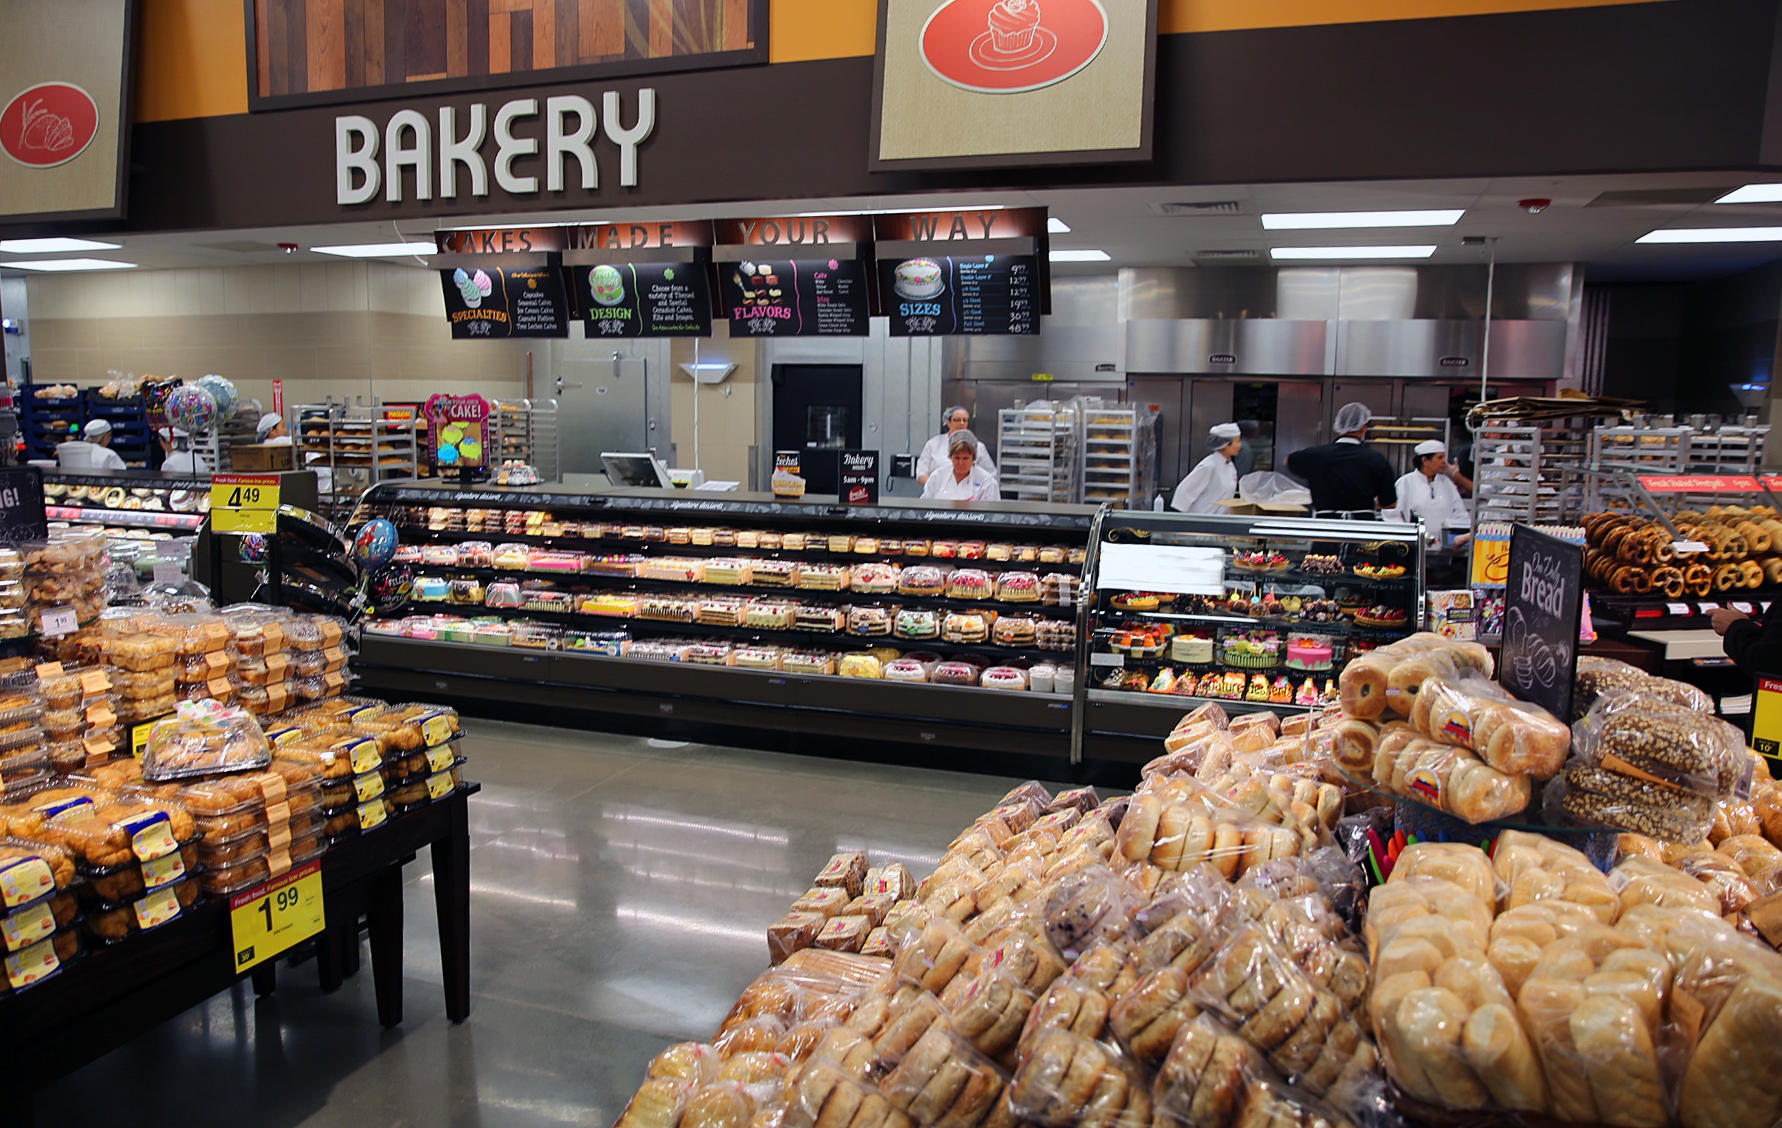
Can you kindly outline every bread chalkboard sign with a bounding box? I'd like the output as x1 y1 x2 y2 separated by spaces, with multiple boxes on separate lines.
0 467 46 543
1500 524 1583 721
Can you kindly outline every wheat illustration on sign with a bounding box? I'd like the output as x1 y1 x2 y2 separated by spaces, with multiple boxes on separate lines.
17 99 75 155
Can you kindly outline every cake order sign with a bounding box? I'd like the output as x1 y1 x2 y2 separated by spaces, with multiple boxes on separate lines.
920 0 1109 94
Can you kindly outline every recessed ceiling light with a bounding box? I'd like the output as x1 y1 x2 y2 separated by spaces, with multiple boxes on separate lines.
1715 185 1782 204
1269 245 1437 260
309 241 437 258
1050 249 1109 262
1047 217 1071 234
5 258 138 272
1636 227 1782 243
0 238 121 254
1261 210 1464 230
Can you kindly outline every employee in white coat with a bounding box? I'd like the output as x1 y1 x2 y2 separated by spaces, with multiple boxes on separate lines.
256 413 293 445
921 430 999 501
57 419 127 471
916 405 996 486
1170 422 1242 514
158 428 210 475
1391 439 1471 546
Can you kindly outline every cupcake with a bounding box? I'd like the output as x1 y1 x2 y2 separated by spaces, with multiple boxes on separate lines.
988 0 1042 52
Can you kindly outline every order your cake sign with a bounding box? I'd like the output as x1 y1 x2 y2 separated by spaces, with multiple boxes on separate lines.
919 0 1109 94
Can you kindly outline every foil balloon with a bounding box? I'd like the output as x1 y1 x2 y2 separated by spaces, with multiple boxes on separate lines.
370 564 414 613
238 533 269 563
353 518 400 569
195 374 240 419
165 384 218 434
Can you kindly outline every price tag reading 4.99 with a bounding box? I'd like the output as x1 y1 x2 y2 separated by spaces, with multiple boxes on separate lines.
210 474 281 535
229 860 323 972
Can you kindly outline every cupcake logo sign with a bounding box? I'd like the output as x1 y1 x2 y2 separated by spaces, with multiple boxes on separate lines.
920 0 1109 94
1 82 99 169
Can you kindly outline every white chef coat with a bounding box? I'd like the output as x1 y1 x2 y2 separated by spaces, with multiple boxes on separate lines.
163 450 209 475
56 441 126 471
263 435 293 447
1392 470 1470 537
916 433 996 482
921 464 1000 501
1170 451 1238 514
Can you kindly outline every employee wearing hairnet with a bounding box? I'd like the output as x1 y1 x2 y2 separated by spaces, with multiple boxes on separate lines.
1285 402 1399 517
57 419 127 471
1171 423 1242 514
256 413 292 445
1391 440 1472 546
916 405 996 486
920 430 1000 501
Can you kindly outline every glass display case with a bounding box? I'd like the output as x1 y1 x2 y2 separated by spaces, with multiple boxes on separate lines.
42 469 212 541
1077 510 1424 761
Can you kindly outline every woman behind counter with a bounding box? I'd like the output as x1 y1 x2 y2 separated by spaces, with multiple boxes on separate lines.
1170 422 1242 514
1391 439 1472 546
916 405 996 486
921 430 1000 501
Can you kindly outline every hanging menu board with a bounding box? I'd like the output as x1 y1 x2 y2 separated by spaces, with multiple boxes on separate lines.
439 267 571 339
880 255 1040 336
720 258 870 337
581 262 713 338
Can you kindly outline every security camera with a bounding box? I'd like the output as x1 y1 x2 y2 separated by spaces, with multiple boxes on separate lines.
278 242 299 254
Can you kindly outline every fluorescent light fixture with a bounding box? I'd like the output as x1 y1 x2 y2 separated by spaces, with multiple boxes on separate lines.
1636 227 1782 244
5 258 138 272
0 237 120 254
1047 217 1071 234
1716 184 1782 204
309 241 436 258
1269 245 1436 260
1261 209 1464 230
1050 248 1110 262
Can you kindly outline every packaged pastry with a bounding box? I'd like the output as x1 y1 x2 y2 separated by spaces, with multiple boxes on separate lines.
942 612 992 644
995 572 1042 603
1337 632 1494 720
849 563 899 594
0 785 196 870
85 878 199 942
846 605 896 638
0 838 76 908
1572 691 1751 802
883 659 929 683
946 569 994 600
981 666 1029 691
932 661 983 687
781 651 837 676
838 654 883 679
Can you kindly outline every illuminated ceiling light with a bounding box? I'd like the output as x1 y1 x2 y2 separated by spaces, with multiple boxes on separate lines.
1261 210 1464 230
1268 245 1437 260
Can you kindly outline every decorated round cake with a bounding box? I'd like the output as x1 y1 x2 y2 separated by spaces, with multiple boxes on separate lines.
1170 635 1214 665
1285 635 1335 671
995 572 1040 603
898 566 946 597
1220 632 1280 668
894 258 945 300
946 569 994 599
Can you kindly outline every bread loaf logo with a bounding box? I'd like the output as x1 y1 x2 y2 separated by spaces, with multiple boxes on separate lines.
1 83 99 168
1404 767 1442 805
920 0 1109 93
1436 710 1472 745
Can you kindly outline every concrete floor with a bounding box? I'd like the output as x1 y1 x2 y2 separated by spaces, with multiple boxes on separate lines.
34 719 1073 1127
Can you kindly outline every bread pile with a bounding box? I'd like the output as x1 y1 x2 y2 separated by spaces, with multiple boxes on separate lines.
1368 833 1782 1128
1583 507 1782 597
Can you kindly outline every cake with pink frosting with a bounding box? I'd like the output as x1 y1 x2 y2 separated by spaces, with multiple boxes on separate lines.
988 0 1041 52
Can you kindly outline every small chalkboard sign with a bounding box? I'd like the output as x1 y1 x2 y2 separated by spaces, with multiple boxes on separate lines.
0 467 47 543
840 450 879 505
1500 524 1584 721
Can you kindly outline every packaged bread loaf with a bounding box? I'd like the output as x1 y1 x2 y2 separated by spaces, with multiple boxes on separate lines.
1337 633 1493 721
1407 672 1570 779
1007 1027 1151 1128
1368 732 1531 823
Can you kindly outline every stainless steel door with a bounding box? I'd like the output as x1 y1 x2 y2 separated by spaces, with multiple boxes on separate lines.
1185 378 1324 480
1127 376 1187 495
556 357 651 474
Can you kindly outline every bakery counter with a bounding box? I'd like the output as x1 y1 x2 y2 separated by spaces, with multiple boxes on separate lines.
356 636 1075 759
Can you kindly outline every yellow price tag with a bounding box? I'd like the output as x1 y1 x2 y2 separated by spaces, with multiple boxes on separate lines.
210 473 281 535
1754 677 1782 759
130 713 173 760
229 860 324 972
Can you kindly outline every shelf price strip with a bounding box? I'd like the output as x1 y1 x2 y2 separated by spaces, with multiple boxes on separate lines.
229 860 324 972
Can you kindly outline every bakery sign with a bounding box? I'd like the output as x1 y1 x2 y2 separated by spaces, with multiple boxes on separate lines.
871 0 1156 168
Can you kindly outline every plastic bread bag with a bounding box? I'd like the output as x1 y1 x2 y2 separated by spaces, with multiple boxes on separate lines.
933 965 1035 1068
1388 842 1497 906
889 918 984 998
1676 972 1782 1128
1119 784 1314 882
1710 796 1764 844
615 1077 697 1128
1370 735 1531 824
952 918 1065 998
1365 876 1494 964
782 1060 915 1128
1517 973 1671 1127
1717 834 1782 894
1021 971 1116 1046
1549 767 1717 845
1154 1012 1383 1128
1608 855 1723 918
1406 672 1570 780
878 1019 1010 1128
1574 655 1714 721
1041 863 1146 963
1337 633 1492 721
1572 691 1754 802
1675 851 1762 915
838 977 950 1077
680 1081 771 1128
1008 1027 1152 1128
1063 939 1142 997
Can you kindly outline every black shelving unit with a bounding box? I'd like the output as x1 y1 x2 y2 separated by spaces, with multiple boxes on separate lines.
18 387 85 462
82 395 153 467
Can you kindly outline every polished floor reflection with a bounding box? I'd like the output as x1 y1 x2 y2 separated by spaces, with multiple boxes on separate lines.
34 720 1073 1127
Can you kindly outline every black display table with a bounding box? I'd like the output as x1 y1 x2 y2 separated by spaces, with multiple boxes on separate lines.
1 784 476 1124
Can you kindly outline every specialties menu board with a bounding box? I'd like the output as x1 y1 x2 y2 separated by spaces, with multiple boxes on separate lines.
880 254 1039 336
582 262 713 338
721 258 870 337
439 267 571 338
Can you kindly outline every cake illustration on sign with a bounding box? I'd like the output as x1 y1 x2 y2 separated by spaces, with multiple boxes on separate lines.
894 258 946 300
589 265 626 306
920 0 1109 93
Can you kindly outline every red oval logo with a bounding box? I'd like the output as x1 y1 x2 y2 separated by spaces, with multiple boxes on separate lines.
920 0 1108 94
1 83 99 169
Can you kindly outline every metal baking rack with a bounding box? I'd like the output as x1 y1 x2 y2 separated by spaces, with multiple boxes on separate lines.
996 403 1079 504
490 398 561 482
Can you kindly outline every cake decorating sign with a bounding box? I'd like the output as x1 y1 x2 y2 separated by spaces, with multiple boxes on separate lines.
438 266 570 338
720 259 870 337
423 394 490 471
879 254 1039 336
582 262 713 337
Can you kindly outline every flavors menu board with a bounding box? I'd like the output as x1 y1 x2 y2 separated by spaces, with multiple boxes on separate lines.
440 267 571 338
721 258 870 337
880 255 1039 336
581 262 713 338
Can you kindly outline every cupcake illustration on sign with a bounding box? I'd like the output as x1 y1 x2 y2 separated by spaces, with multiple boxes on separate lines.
894 258 946 301
921 0 1108 93
452 267 493 309
589 265 626 307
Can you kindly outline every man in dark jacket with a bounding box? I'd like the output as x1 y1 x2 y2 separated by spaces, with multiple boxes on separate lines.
1712 607 1782 675
1285 402 1399 517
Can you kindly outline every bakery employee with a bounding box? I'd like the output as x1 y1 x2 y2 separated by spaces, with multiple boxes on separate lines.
921 429 1000 501
256 413 293 445
158 427 209 475
916 406 996 486
1170 423 1242 514
1391 440 1472 546
58 419 127 471
1285 402 1399 517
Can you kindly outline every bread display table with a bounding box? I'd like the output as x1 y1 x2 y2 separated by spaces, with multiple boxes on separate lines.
0 784 476 1126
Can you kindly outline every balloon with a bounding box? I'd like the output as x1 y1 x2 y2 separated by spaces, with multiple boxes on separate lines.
352 519 400 569
238 533 269 563
165 384 218 434
370 564 414 613
196 374 239 419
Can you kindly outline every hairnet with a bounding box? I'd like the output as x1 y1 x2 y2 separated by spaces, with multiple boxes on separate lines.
1333 402 1374 434
942 404 969 428
1414 439 1445 456
947 429 979 455
257 413 284 441
83 419 112 440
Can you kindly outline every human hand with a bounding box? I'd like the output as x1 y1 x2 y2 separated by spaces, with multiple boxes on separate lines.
1711 608 1750 636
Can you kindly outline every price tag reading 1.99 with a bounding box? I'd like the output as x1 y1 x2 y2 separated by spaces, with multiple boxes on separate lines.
228 860 323 972
210 473 281 535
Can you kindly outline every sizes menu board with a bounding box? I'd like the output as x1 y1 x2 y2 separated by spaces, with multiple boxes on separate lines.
582 262 713 338
720 258 870 337
440 267 571 338
881 255 1039 336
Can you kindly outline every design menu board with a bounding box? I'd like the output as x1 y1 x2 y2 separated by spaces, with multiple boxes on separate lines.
440 267 571 338
581 262 713 338
721 259 870 337
881 255 1040 336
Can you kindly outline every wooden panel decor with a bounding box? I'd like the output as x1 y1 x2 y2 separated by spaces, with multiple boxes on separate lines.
246 0 765 109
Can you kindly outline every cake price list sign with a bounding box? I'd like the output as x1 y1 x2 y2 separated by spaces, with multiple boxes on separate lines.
582 262 713 338
880 255 1040 336
721 259 870 337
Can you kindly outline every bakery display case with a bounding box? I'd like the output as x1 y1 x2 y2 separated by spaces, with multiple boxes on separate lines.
349 484 1099 759
42 469 212 541
1077 510 1424 761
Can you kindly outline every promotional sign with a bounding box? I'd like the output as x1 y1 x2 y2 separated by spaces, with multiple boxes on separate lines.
438 267 571 339
880 254 1039 336
1753 676 1782 758
229 860 324 972
1638 474 1761 493
720 259 870 337
422 394 491 471
582 262 713 338
209 474 282 535
1499 525 1584 722
0 468 47 544
772 451 805 499
872 0 1156 167
840 450 881 505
